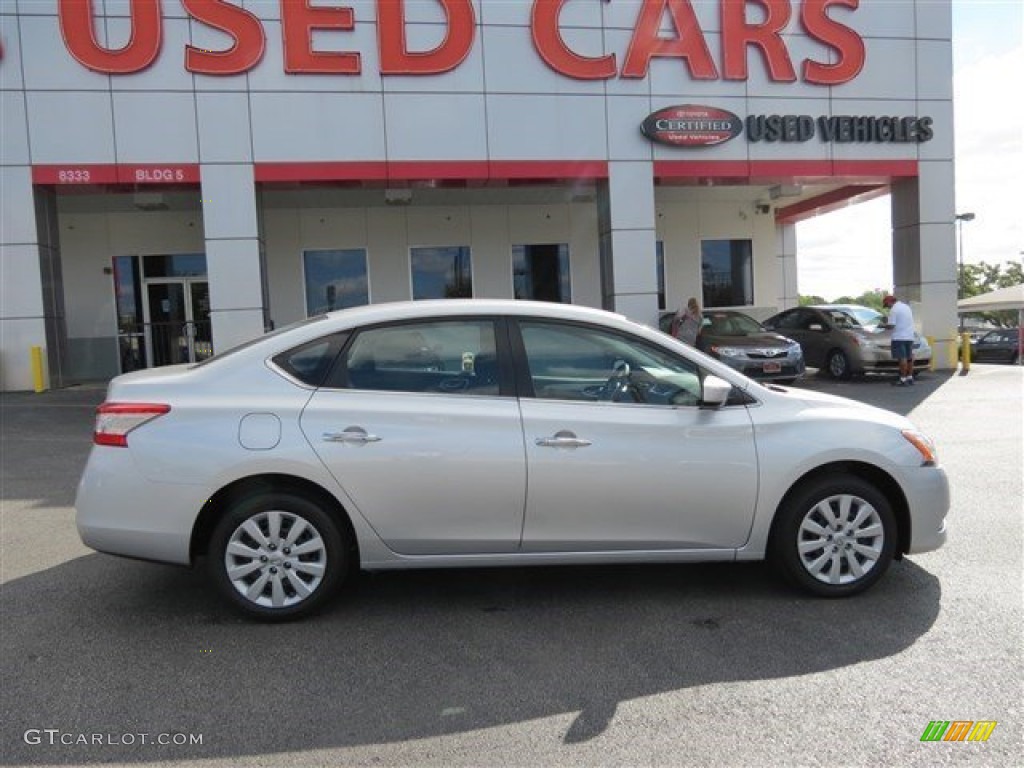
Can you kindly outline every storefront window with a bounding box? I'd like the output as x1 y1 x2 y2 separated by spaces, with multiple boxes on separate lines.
303 249 369 315
411 246 473 300
143 253 207 278
513 243 570 303
113 255 146 372
701 239 753 307
656 241 666 310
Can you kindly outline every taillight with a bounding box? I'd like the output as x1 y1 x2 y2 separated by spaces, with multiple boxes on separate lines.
94 403 170 447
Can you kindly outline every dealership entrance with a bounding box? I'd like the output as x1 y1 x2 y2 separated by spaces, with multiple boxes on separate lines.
114 254 212 372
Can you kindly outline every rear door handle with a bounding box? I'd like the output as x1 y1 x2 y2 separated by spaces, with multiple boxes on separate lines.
323 427 382 445
536 430 592 449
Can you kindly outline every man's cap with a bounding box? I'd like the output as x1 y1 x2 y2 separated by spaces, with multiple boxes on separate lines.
882 295 897 307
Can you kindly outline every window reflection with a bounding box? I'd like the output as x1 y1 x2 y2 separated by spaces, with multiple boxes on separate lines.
513 244 571 303
411 246 473 300
304 249 369 316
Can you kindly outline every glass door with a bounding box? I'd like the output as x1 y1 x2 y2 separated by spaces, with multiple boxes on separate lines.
188 281 213 362
143 279 211 366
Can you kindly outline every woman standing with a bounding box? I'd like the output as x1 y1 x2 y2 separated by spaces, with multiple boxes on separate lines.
671 297 703 346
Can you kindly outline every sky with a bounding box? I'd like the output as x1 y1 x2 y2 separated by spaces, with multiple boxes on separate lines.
796 0 1023 300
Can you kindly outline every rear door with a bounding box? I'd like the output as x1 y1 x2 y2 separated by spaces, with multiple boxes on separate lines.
300 317 527 555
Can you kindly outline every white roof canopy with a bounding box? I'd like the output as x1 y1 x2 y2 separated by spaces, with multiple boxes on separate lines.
957 284 1024 313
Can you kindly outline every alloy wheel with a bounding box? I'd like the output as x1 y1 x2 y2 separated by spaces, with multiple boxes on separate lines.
224 510 327 609
796 494 884 586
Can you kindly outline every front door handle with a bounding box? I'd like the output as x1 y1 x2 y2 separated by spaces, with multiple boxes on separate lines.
323 427 382 445
536 430 592 449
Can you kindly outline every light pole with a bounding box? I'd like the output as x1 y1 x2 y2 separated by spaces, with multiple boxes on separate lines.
954 212 975 332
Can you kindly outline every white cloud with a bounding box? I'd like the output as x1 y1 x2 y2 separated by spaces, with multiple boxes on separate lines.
796 8 1023 301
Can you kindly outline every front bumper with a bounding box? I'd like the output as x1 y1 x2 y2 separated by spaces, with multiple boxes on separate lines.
901 465 950 555
716 354 806 381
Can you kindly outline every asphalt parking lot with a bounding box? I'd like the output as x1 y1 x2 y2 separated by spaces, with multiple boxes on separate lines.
1 366 1021 767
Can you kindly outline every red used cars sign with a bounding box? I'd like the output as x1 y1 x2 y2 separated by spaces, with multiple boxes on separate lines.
641 105 744 147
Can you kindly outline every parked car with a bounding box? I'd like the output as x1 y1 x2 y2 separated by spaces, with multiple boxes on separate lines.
970 328 1021 364
76 300 948 620
694 310 805 383
764 304 932 379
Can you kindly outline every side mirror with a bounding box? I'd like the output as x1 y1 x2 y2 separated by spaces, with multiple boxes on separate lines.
701 375 732 409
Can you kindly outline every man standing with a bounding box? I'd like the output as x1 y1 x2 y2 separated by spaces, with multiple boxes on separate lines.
883 294 915 386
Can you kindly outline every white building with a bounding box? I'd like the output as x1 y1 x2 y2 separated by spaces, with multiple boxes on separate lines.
0 0 958 390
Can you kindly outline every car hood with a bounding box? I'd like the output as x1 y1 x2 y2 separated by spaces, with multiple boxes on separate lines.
769 385 913 429
701 332 795 348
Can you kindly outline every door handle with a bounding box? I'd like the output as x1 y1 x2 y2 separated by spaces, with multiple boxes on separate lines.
535 430 592 449
322 427 382 445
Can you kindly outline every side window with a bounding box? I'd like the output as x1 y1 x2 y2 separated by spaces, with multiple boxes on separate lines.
798 311 824 330
338 320 499 396
518 321 703 406
272 333 348 387
771 310 801 331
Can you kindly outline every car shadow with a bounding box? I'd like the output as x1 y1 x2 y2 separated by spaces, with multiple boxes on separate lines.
1 553 941 764
786 370 957 417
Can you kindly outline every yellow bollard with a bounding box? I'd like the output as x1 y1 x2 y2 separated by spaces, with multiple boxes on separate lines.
926 336 936 371
960 332 971 372
30 346 46 393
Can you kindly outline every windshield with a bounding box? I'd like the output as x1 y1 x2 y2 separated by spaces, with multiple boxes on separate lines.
825 306 884 328
702 312 765 336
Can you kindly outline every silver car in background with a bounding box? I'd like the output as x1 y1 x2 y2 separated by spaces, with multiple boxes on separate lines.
76 300 948 620
764 304 933 379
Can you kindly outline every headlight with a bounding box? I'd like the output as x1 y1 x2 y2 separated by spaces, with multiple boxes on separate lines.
902 430 938 466
711 346 744 358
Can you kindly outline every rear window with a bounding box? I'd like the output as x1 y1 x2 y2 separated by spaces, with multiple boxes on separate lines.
191 315 330 369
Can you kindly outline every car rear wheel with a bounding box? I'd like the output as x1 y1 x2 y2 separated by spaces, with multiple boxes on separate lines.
770 474 896 597
208 492 347 620
826 349 852 379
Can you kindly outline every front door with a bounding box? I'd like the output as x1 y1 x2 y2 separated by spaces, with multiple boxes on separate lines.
144 279 211 366
514 319 759 552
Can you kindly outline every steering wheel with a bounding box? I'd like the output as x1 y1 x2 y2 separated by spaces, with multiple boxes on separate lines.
599 360 641 403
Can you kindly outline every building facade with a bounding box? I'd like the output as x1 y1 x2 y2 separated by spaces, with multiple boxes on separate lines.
0 0 958 390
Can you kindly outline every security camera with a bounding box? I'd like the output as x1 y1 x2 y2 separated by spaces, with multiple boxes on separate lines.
755 203 772 215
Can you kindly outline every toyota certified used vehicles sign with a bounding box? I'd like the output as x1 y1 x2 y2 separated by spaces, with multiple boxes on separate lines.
641 105 744 147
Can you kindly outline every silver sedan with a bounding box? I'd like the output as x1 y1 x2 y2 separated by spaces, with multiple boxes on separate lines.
76 300 949 619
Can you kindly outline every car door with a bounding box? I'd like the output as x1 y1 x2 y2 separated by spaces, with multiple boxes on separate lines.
300 317 526 555
769 308 822 367
513 319 758 552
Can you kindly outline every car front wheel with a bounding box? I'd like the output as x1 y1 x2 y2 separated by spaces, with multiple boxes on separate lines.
771 475 897 597
208 492 347 620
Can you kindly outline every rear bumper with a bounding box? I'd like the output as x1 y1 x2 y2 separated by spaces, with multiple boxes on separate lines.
75 446 204 565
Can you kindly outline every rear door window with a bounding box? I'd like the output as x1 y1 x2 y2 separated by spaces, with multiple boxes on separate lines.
330 320 501 396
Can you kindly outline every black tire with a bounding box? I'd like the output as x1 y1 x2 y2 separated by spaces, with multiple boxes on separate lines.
208 491 348 621
770 474 897 597
826 349 852 380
